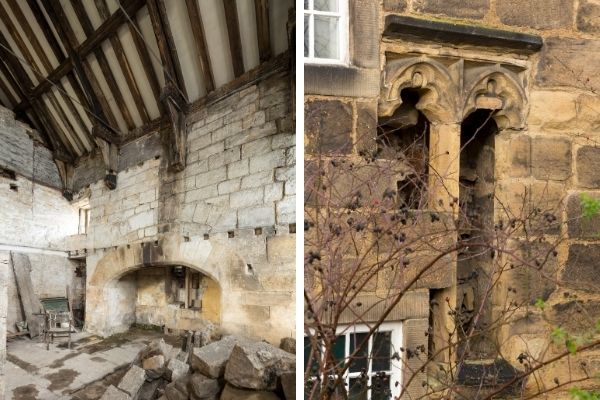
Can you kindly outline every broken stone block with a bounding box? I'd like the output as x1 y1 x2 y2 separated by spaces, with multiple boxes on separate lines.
100 385 131 400
193 320 220 347
279 337 295 354
280 372 295 400
143 354 166 380
188 373 221 399
220 383 281 400
164 376 190 400
138 379 164 400
118 365 146 398
167 357 190 382
224 341 295 390
191 336 249 378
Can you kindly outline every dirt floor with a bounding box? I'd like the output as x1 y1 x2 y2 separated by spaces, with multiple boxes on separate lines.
5 327 183 400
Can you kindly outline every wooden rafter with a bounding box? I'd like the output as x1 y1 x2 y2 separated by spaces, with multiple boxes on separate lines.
70 0 135 130
147 0 187 101
224 0 245 77
129 17 161 107
21 0 91 116
254 0 271 63
94 0 150 124
4 0 90 152
14 0 146 112
0 74 16 106
43 1 120 141
0 49 72 162
185 0 214 92
0 7 85 156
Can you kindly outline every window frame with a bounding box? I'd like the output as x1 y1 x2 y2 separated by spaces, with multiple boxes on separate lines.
303 0 349 65
305 322 403 399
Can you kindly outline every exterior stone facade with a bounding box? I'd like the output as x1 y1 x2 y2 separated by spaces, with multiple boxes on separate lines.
305 0 600 397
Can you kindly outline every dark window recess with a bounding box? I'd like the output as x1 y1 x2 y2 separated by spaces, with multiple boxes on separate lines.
378 89 430 210
9 183 18 192
0 167 16 180
289 223 296 233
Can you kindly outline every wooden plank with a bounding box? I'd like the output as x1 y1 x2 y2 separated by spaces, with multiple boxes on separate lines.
224 0 245 77
95 0 150 124
70 0 135 130
147 0 187 100
4 0 90 151
254 0 271 63
129 17 161 107
185 0 214 92
43 1 121 139
10 253 43 338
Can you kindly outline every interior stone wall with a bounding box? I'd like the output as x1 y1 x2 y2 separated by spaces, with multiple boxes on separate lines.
306 0 600 396
76 69 295 344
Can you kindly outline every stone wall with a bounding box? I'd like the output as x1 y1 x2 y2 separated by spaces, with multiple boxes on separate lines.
305 0 600 396
0 107 61 189
78 69 295 344
0 253 7 399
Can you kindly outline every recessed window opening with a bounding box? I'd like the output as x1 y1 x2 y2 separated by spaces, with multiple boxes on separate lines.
378 89 430 210
78 205 90 235
304 322 403 399
304 0 348 64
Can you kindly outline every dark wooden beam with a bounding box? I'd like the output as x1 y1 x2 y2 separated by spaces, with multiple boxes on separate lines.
224 0 245 77
43 0 121 140
6 0 90 148
185 0 214 92
15 0 146 109
122 52 290 145
70 0 135 130
254 0 271 63
0 51 73 161
95 0 150 124
0 3 86 155
186 51 288 116
129 17 161 107
0 74 17 106
147 0 187 101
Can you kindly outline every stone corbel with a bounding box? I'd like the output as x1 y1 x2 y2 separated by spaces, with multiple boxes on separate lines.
93 128 119 190
55 159 74 201
380 56 460 124
160 82 187 172
462 65 527 130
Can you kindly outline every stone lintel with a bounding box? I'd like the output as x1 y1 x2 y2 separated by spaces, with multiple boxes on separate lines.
384 15 543 53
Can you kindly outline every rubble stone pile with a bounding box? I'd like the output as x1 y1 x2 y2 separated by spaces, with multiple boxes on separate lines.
99 330 296 400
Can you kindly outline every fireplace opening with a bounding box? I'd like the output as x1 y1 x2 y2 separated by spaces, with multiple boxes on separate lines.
107 265 221 333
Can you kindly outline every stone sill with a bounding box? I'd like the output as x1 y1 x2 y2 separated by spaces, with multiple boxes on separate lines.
384 15 543 53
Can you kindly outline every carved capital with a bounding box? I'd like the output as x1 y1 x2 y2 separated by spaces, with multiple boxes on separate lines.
381 56 460 124
93 131 119 190
55 159 74 200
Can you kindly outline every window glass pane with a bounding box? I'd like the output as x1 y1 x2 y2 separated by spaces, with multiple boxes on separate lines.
304 337 319 376
371 374 392 400
314 0 338 12
349 332 368 373
332 335 346 366
314 16 339 59
305 378 320 400
304 15 310 57
304 0 309 9
372 332 391 372
349 377 368 400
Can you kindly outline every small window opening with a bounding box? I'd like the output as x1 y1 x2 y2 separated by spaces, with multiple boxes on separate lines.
254 227 263 235
9 183 18 192
228 231 235 238
289 223 296 233
78 206 90 235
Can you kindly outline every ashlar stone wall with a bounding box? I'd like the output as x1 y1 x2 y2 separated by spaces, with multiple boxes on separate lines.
306 0 600 397
78 69 295 344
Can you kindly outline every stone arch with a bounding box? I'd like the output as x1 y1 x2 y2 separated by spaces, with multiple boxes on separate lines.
462 65 527 130
85 233 233 336
380 57 460 124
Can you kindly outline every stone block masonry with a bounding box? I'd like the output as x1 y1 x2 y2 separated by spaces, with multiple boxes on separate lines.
0 106 61 189
78 69 295 344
